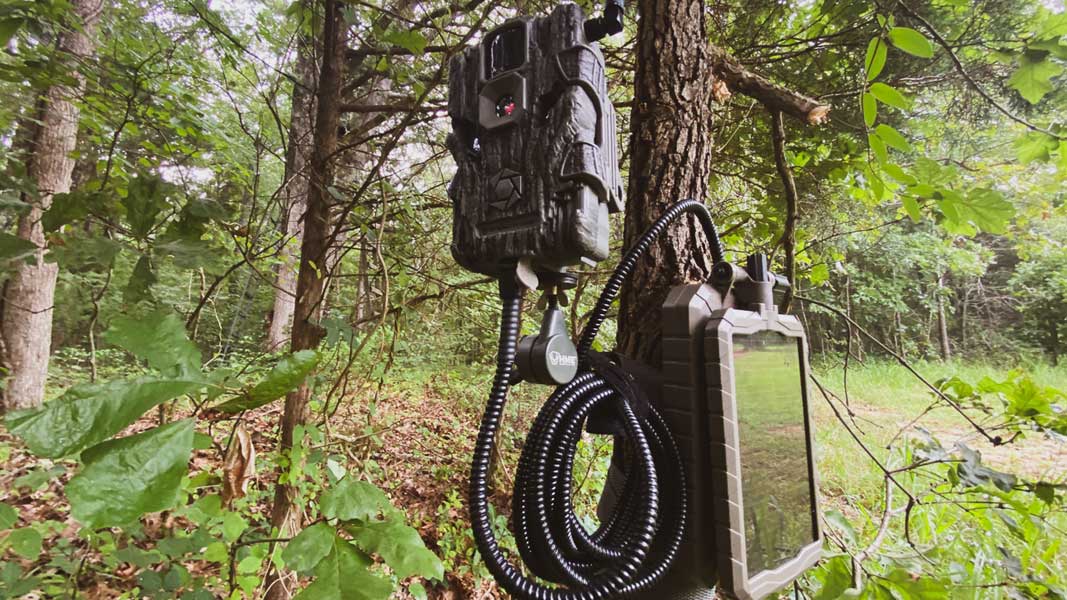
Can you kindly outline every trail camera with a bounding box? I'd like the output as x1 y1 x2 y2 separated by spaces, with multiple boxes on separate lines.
446 2 624 280
609 255 822 599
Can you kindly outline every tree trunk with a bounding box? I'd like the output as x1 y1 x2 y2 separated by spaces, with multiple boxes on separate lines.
266 33 317 352
1049 316 1059 367
616 0 717 364
1 0 102 412
264 0 344 597
936 272 951 361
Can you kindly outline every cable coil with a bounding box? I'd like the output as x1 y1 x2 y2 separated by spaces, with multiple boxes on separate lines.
469 199 726 599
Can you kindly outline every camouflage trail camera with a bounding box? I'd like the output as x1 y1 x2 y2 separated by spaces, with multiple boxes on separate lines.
447 3 624 279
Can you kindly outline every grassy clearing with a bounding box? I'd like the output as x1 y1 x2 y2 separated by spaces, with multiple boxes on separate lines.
813 358 1067 502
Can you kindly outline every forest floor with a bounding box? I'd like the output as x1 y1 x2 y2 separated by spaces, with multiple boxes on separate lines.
2 358 1065 598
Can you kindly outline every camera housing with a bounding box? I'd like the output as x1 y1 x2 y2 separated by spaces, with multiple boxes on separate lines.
447 3 624 278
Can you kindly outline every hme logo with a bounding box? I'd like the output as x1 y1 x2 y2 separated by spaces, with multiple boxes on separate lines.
549 350 578 367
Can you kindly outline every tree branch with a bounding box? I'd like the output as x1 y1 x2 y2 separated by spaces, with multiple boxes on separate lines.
710 44 831 125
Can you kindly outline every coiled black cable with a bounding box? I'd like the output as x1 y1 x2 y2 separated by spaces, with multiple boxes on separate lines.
469 199 726 599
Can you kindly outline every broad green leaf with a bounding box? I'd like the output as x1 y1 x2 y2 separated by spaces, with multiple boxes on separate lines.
1008 55 1064 104
319 478 396 522
217 350 320 413
382 30 426 54
294 536 392 600
862 93 877 127
221 512 248 542
6 528 41 559
351 520 444 580
865 37 887 81
875 124 911 152
0 233 37 263
0 503 17 529
6 377 203 458
122 175 170 239
282 522 335 573
869 82 911 110
823 510 857 546
812 556 852 600
104 309 201 376
66 419 194 528
888 27 934 58
1014 132 1059 163
124 254 157 304
961 188 1014 234
902 196 922 222
409 583 428 600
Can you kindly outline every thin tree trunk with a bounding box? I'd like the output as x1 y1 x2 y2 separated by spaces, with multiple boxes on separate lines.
771 110 798 312
264 0 344 597
0 0 102 412
617 0 716 364
266 31 317 352
936 272 951 360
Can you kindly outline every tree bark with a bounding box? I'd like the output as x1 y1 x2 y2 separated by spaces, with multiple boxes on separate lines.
617 0 717 364
266 31 318 352
265 0 344 597
1 0 102 412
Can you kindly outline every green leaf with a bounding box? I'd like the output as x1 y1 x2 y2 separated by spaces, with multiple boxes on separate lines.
1013 132 1059 163
319 478 396 522
0 503 18 529
868 133 888 164
351 520 444 580
1035 482 1057 504
862 93 877 127
294 536 392 600
221 512 248 542
869 82 912 110
104 310 201 376
875 124 911 152
217 350 320 413
961 188 1014 234
813 556 852 600
6 377 204 458
282 522 335 573
865 37 888 81
0 233 37 263
823 510 857 546
409 583 428 600
66 419 194 528
888 27 934 58
49 234 123 269
382 30 426 54
1008 55 1064 104
883 163 917 185
122 175 171 239
6 528 42 559
902 196 922 222
884 568 949 599
124 254 157 304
